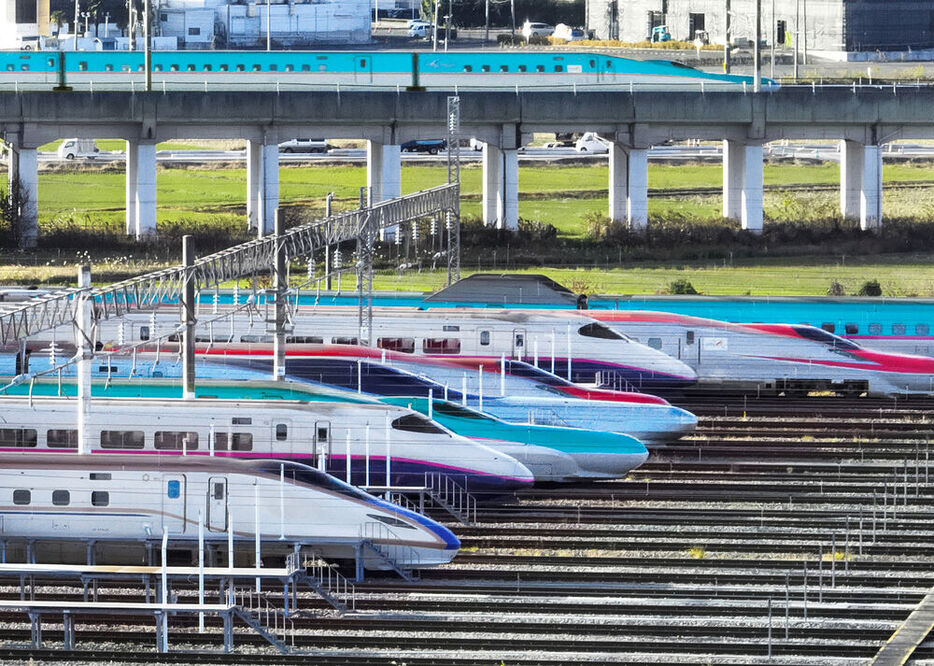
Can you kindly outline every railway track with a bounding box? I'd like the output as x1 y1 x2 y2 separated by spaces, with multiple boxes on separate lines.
0 396 932 663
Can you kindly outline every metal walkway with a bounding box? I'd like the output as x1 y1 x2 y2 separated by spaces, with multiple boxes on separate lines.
871 586 934 665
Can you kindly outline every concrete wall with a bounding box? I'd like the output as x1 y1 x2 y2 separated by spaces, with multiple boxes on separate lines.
585 0 932 52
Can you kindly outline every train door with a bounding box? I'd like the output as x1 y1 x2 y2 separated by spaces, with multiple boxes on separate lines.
512 329 527 360
314 421 331 471
353 55 373 83
206 476 227 532
685 330 699 366
161 474 187 535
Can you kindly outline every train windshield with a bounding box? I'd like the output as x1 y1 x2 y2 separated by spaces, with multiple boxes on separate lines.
391 414 451 436
256 461 366 500
502 360 569 386
578 322 625 340
791 326 861 351
433 402 489 420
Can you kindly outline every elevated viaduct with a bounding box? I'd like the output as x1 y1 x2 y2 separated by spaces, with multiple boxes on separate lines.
1 85 930 245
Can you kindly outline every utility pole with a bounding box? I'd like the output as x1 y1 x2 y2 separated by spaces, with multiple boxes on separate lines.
73 0 79 49
770 0 775 79
484 0 489 44
144 0 151 90
509 0 516 36
432 0 439 51
723 0 730 73
794 0 799 81
265 0 270 50
753 0 761 91
127 0 135 51
802 0 808 64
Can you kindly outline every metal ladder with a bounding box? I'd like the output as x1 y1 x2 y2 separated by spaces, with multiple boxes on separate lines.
231 587 292 654
294 556 356 613
360 521 421 582
424 473 476 526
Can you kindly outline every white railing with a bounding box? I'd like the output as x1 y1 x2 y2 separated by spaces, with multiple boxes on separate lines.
425 472 476 525
302 557 356 612
360 520 421 574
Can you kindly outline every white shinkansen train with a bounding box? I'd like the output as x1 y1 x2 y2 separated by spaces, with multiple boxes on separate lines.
0 396 533 493
0 453 459 568
93 307 698 391
587 311 934 396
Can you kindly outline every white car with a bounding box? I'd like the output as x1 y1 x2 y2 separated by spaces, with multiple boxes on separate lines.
575 132 610 154
521 21 554 39
553 24 586 42
278 138 332 154
408 23 433 38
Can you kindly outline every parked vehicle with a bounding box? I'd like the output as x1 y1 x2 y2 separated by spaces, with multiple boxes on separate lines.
522 21 554 39
401 139 447 154
652 25 672 42
57 138 99 160
575 132 610 154
408 23 433 38
278 138 332 153
553 24 586 42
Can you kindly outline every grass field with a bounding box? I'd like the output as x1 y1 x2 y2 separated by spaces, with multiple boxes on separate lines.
7 160 934 295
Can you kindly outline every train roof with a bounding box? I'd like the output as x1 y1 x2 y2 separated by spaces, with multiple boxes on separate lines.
425 273 579 306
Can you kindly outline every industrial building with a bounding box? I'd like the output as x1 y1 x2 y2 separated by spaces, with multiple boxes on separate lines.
585 0 934 58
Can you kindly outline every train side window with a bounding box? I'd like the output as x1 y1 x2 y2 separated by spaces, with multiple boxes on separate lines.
47 58 55 67
316 425 329 441
219 64 229 71
285 64 294 72
91 491 109 507
500 65 508 72
275 423 288 441
100 430 144 449
76 61 85 72
518 65 527 72
318 64 327 71
821 322 835 333
47 429 77 449
463 65 472 72
269 64 278 71
301 64 310 71
443 325 460 332
844 323 858 334
121 64 131 72
253 64 261 71
917 324 930 336
378 337 415 353
154 431 199 450
153 64 163 72
286 335 323 344
140 325 151 341
90 473 111 480
186 64 195 71
554 65 563 72
423 338 461 354
213 482 224 500
236 64 245 72
479 330 491 346
481 65 490 72
332 336 358 345
536 65 544 72
5 64 13 71
170 64 179 72
0 428 37 448
52 490 70 506
868 323 882 335
203 64 212 72
215 432 252 451
232 417 252 425
359 59 366 68
12 489 30 505
20 64 29 71
893 323 906 335
167 480 180 499
589 59 596 68
686 331 695 345
105 64 114 72
647 337 663 350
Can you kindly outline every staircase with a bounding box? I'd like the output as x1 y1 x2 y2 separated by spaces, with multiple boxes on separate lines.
294 556 356 613
360 521 421 582
424 473 476 525
231 588 292 654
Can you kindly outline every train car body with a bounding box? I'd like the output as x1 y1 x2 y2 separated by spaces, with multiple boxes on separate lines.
587 311 934 396
0 453 458 568
93 307 698 391
381 397 649 481
0 395 533 493
18 349 690 447
0 50 773 91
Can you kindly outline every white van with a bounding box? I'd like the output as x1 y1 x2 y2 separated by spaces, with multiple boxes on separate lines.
57 138 99 160
575 132 610 154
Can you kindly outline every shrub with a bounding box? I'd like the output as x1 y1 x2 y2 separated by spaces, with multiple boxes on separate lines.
857 279 882 296
668 278 698 295
827 280 846 296
517 219 557 243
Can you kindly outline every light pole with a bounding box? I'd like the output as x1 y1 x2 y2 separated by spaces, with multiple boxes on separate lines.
144 0 151 90
723 0 730 73
73 0 79 49
80 11 90 35
266 0 271 50
753 0 761 92
104 11 110 37
484 0 489 44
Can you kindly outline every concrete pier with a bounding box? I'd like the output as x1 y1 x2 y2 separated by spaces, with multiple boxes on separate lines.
367 141 402 239
722 140 763 232
125 140 138 235
9 146 38 248
246 140 278 236
609 142 648 228
135 142 158 237
260 143 278 236
481 143 518 230
840 140 882 230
